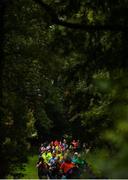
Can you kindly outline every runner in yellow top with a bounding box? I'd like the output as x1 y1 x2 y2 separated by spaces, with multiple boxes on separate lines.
42 151 47 163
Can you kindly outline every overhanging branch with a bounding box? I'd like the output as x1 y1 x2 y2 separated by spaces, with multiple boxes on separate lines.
33 0 128 31
54 19 127 31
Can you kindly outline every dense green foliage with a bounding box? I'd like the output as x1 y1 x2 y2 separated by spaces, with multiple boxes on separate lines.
0 0 128 178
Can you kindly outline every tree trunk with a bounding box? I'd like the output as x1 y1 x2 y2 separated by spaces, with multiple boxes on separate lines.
0 0 8 178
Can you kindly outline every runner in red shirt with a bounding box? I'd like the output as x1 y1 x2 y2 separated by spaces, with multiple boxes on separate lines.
54 140 59 146
71 140 78 151
60 157 75 174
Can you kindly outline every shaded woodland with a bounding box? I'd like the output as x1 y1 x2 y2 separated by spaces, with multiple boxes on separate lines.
0 0 128 178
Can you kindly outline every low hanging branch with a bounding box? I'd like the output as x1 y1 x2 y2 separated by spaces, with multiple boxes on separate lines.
33 0 128 31
53 20 127 31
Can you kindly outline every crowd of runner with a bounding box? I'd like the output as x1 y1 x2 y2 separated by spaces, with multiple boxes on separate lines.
36 139 87 179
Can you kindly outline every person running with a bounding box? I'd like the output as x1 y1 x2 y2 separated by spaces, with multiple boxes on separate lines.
46 149 52 163
42 150 48 164
72 152 79 164
36 157 49 179
62 139 68 152
48 153 58 179
60 157 75 178
71 140 79 152
56 150 63 162
54 140 59 146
